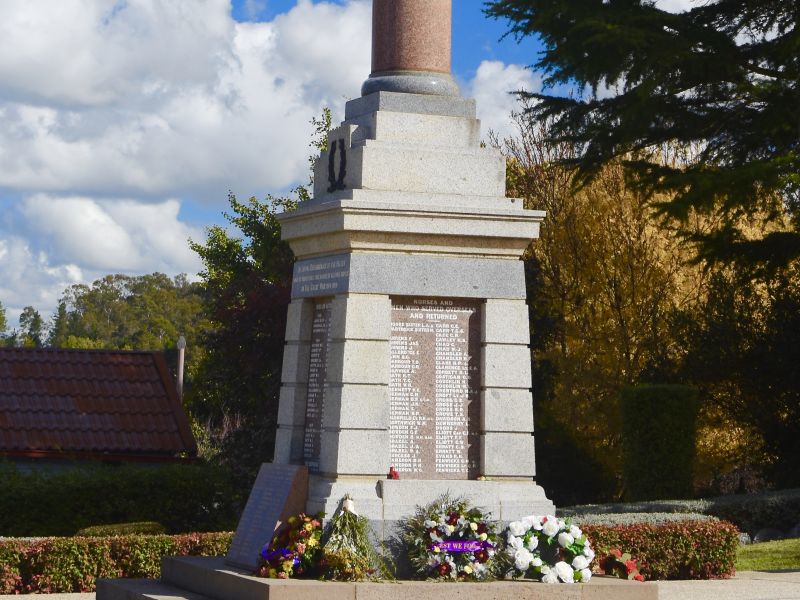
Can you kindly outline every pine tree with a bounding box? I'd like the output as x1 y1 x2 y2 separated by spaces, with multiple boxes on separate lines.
485 0 800 266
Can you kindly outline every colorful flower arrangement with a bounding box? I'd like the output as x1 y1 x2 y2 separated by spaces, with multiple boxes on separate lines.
504 515 595 583
256 512 324 579
401 495 500 581
598 548 645 581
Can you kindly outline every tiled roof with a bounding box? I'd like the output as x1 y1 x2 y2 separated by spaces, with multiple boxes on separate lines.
0 347 197 461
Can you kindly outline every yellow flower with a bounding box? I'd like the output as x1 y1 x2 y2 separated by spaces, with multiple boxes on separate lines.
304 523 313 531
433 546 441 553
447 525 455 534
306 537 318 548
463 565 473 574
479 533 487 541
282 560 294 571
470 522 478 531
268 569 278 578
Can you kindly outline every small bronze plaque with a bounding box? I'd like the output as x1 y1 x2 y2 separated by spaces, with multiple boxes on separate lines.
389 297 481 479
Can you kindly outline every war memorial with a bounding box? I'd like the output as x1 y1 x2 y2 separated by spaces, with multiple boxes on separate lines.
98 1 659 597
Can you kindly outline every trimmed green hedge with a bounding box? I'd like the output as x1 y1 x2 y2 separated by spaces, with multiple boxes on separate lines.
621 384 699 501
584 520 739 580
0 462 241 536
574 512 718 527
561 488 800 536
76 522 166 536
0 532 232 594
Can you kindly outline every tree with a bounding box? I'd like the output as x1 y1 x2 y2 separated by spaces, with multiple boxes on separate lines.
47 301 69 348
19 306 44 348
485 0 800 266
188 109 331 482
0 300 7 339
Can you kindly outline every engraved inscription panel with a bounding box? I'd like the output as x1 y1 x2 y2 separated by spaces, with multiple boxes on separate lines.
292 255 350 298
225 464 308 571
303 300 332 472
390 297 481 479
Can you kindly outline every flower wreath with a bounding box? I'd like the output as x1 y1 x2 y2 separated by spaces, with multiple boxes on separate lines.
504 515 595 584
402 495 499 581
257 512 324 579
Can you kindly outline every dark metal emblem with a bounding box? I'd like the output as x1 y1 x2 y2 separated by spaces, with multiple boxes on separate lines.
327 138 347 193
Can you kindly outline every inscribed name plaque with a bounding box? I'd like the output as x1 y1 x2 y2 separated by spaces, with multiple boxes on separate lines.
291 254 350 298
225 463 308 571
389 297 481 479
302 300 332 472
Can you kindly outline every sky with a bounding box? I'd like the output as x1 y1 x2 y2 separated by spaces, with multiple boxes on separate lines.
0 0 692 328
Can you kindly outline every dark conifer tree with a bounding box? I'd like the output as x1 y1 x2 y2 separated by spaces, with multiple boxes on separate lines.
485 0 799 266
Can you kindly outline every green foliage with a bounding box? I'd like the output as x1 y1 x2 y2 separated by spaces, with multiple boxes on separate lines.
19 306 44 348
321 501 393 581
0 300 7 338
620 385 699 501
582 520 739 580
0 462 240 537
561 487 800 536
736 538 800 572
0 533 232 594
485 0 800 266
574 513 717 527
75 522 166 537
677 263 800 487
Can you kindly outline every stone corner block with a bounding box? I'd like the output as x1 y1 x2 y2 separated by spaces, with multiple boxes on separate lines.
481 432 536 477
326 340 389 384
318 430 389 476
284 299 314 342
482 299 531 345
322 384 389 429
481 344 532 389
329 294 391 341
481 388 534 433
280 342 311 385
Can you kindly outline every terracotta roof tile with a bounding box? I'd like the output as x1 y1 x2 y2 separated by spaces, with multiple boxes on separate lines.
0 347 197 461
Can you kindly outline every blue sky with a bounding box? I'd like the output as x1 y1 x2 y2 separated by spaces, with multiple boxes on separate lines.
0 0 554 327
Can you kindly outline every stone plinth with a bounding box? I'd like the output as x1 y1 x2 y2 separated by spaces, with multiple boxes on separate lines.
273 89 554 531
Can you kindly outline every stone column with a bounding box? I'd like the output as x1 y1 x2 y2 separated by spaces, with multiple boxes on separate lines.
362 0 460 97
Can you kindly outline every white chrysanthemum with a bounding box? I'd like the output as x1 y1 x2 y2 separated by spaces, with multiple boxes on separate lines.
557 532 575 547
531 557 543 567
526 535 539 551
542 572 559 584
569 525 582 539
424 519 438 528
508 534 524 550
508 521 527 536
572 555 589 570
521 516 536 530
580 568 592 582
584 546 595 561
514 548 534 571
554 561 575 583
541 518 560 537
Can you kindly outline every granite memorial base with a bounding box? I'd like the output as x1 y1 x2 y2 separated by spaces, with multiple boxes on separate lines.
98 556 659 600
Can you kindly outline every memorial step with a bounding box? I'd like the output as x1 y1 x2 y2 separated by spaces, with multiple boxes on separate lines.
99 556 660 600
96 578 214 600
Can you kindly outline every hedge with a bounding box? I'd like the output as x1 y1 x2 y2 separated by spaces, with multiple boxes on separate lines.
0 532 232 594
574 512 718 527
76 522 166 536
620 384 699 501
0 462 241 536
583 520 739 580
561 487 800 536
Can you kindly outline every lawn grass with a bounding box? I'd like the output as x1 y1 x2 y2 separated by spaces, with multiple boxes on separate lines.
736 538 800 571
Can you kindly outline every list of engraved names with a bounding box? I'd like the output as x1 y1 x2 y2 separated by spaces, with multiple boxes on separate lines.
302 300 332 472
390 297 480 479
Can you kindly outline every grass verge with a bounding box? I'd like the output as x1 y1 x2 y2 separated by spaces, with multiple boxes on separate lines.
736 538 800 571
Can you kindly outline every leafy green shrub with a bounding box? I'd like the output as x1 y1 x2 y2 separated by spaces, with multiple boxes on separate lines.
561 488 800 536
583 520 739 580
574 512 717 527
620 385 699 501
0 462 241 536
76 522 166 536
0 532 232 594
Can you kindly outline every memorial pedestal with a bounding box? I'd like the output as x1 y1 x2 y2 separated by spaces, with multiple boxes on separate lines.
272 90 554 534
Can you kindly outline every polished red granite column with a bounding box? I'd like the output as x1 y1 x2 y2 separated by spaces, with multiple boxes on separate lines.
362 0 459 97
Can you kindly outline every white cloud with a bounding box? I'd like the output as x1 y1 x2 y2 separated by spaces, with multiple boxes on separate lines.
469 60 542 142
0 0 372 201
653 0 695 13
